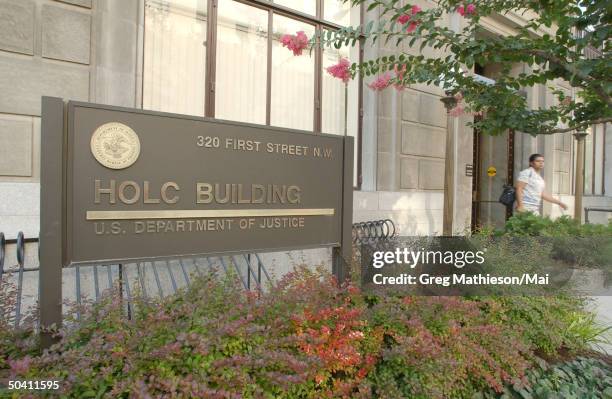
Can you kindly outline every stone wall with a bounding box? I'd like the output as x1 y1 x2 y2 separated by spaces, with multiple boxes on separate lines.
374 1 450 194
362 0 473 235
354 190 444 235
0 0 92 238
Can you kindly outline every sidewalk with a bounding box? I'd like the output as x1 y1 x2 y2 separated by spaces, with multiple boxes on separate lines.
591 295 612 355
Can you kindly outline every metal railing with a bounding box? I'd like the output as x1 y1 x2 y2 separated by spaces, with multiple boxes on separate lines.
351 219 398 267
352 219 397 244
0 232 273 328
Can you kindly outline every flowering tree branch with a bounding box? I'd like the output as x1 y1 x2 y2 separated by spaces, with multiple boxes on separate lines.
545 117 612 134
296 0 611 136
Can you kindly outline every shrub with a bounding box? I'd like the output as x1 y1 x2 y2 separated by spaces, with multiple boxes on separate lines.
486 296 607 357
2 267 379 398
0 278 38 373
366 296 532 398
495 213 612 269
483 357 612 399
1 266 609 398
502 214 612 237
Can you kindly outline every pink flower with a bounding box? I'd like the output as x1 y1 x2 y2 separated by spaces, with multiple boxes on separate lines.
368 72 392 91
280 31 309 56
457 3 476 16
326 57 351 83
398 5 422 29
398 14 411 24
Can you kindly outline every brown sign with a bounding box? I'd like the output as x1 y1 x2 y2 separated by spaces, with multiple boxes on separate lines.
41 99 353 267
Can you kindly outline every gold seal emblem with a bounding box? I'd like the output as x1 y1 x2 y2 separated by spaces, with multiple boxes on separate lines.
90 122 140 169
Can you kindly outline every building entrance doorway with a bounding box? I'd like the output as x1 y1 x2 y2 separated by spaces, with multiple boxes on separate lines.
471 129 515 231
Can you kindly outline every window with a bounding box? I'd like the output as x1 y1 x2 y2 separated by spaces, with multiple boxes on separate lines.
143 0 362 186
271 15 315 130
143 0 208 116
593 124 605 195
584 124 606 195
321 42 348 135
215 1 267 124
273 0 315 16
324 0 351 26
584 126 594 195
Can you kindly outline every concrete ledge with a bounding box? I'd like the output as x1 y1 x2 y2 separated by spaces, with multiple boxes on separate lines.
258 248 332 280
0 182 40 239
353 190 444 235
582 196 612 224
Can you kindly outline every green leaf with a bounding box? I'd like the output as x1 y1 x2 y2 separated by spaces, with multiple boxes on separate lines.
367 2 379 11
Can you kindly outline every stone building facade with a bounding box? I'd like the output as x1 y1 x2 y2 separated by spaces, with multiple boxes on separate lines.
356 0 612 231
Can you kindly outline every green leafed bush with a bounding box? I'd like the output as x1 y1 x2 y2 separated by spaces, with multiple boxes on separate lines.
483 357 612 399
501 213 612 238
494 213 612 269
487 296 609 356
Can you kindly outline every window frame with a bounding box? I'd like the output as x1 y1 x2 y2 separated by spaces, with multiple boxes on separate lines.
604 123 607 195
143 0 362 188
582 123 607 196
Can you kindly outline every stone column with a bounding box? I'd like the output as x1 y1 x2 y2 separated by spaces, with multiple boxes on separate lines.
573 131 588 223
91 0 140 107
440 94 458 235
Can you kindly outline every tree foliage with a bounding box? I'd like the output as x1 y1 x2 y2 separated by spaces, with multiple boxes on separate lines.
319 0 611 135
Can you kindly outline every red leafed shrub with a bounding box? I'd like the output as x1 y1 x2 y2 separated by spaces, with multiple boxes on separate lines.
0 279 38 373
287 282 382 396
1 266 381 398
367 296 532 398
